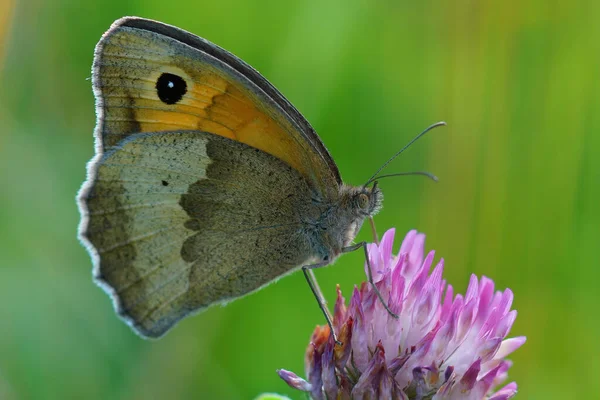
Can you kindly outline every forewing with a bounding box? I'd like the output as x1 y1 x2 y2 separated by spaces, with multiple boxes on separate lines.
92 17 341 197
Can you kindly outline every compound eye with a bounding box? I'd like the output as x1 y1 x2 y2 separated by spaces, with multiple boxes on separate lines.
357 193 369 209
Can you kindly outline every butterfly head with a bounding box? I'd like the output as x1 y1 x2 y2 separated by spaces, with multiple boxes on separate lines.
352 181 383 218
323 182 383 254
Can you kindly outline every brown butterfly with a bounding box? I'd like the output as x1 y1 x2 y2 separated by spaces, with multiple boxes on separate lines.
78 17 443 340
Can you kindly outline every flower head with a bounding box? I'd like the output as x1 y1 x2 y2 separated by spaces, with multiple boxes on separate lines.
278 229 525 399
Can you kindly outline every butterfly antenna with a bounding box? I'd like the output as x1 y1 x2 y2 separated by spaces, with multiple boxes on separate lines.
363 121 446 187
369 171 439 184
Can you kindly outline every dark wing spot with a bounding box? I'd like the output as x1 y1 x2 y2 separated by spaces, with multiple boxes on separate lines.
156 73 187 104
161 180 169 186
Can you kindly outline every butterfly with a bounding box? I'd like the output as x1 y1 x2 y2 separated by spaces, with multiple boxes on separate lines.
78 17 443 340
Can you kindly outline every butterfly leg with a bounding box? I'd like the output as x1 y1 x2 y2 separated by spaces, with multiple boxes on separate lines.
342 242 399 319
302 264 342 345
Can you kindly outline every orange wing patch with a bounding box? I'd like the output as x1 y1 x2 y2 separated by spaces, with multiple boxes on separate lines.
95 27 314 184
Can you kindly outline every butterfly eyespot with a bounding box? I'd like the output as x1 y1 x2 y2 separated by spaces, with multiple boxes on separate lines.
161 180 169 186
357 193 369 209
156 73 187 104
323 255 329 261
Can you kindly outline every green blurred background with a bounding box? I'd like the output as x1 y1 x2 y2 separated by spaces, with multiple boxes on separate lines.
0 0 598 398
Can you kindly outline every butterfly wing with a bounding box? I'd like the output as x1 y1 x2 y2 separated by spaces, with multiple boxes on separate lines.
80 131 319 337
79 17 340 337
92 16 341 195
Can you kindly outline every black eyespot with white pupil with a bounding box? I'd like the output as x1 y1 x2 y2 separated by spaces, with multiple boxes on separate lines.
156 73 187 104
